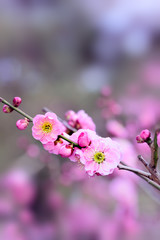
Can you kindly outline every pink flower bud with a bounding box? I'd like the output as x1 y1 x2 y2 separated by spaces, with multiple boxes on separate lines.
78 132 90 147
16 118 29 130
136 135 144 143
140 129 151 140
2 104 13 113
13 97 22 107
59 144 73 158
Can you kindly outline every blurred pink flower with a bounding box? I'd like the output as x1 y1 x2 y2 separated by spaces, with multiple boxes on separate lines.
3 170 35 206
60 162 87 185
32 112 65 144
76 110 96 130
110 178 137 209
26 144 40 158
106 119 128 138
65 109 96 130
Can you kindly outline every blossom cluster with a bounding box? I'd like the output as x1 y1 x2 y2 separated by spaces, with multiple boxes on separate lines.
32 111 121 176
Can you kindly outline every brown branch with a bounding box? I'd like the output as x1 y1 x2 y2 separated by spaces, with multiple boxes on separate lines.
118 163 151 178
138 155 160 185
150 129 159 169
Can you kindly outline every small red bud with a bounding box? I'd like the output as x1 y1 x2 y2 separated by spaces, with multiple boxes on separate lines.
13 97 22 107
3 104 13 113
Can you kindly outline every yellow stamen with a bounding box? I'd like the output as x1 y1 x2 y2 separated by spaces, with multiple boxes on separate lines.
42 122 52 133
94 152 105 164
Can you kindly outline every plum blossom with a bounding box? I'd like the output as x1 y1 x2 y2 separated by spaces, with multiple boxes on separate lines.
32 112 65 144
65 110 96 131
43 133 70 155
72 136 121 176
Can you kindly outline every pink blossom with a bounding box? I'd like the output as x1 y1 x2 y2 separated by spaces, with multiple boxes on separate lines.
69 129 97 162
32 112 65 144
16 118 29 130
73 136 121 176
65 109 96 131
76 110 96 130
65 110 78 122
43 133 69 155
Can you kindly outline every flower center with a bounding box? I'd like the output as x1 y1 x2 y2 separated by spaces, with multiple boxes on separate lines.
42 122 52 133
93 152 105 164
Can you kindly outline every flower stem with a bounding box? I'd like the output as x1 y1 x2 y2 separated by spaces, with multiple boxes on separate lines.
0 97 33 122
0 97 81 148
58 135 81 149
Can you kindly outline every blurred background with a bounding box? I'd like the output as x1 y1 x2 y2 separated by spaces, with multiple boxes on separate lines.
0 0 160 239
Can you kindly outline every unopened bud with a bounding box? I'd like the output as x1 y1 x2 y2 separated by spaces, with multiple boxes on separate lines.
140 129 151 141
59 144 73 158
3 104 13 113
13 97 22 107
136 135 144 143
16 118 29 130
78 132 90 147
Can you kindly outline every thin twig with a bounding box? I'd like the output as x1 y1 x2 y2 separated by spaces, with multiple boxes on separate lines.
118 163 151 178
138 155 160 185
0 97 33 122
